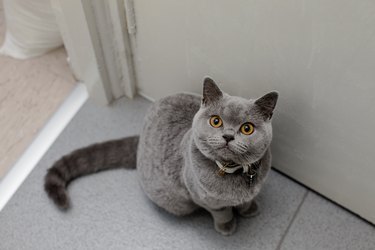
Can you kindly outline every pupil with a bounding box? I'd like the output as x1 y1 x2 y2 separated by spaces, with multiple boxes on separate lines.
244 125 250 132
214 118 219 124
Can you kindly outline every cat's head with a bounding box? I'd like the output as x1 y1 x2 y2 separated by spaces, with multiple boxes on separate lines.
192 77 278 164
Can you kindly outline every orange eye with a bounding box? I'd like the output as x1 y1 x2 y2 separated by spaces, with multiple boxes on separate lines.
240 123 254 135
209 116 223 128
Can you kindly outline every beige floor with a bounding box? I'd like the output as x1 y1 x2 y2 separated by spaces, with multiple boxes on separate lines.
0 1 76 177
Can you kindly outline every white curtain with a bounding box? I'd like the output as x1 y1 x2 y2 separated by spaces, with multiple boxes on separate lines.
0 0 63 59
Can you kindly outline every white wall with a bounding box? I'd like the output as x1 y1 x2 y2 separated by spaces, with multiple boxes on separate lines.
132 0 375 223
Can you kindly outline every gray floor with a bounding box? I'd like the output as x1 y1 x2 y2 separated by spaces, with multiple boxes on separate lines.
0 96 374 250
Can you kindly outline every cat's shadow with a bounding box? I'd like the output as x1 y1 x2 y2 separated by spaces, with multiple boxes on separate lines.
141 192 263 241
145 196 211 226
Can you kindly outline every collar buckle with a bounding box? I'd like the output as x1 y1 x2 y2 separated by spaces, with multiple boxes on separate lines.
215 159 261 187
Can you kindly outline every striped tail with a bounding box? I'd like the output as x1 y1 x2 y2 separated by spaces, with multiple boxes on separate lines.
44 136 139 209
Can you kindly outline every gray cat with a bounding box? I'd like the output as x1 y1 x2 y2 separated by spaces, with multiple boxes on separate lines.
45 77 278 235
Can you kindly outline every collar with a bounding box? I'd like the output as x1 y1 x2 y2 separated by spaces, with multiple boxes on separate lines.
215 159 261 177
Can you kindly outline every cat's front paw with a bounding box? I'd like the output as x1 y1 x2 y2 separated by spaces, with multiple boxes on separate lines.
238 201 260 218
214 217 237 236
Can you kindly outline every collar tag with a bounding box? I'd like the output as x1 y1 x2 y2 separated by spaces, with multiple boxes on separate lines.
215 160 261 187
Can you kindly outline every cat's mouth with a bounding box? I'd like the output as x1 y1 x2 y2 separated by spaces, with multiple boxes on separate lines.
219 144 237 154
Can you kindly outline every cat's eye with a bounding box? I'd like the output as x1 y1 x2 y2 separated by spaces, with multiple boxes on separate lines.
209 116 223 128
240 123 254 135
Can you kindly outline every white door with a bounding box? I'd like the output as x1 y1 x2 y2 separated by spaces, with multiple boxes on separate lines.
130 0 375 223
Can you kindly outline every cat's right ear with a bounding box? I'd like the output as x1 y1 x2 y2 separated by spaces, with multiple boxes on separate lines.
254 91 279 120
202 77 223 106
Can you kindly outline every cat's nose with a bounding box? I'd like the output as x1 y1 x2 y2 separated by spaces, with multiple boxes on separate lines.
223 134 235 142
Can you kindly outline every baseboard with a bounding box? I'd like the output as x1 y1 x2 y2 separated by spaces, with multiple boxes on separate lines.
138 90 155 102
0 83 88 211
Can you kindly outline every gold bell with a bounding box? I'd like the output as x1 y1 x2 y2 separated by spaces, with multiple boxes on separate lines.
217 168 226 177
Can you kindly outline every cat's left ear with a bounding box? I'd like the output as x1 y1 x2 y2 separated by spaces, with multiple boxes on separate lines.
255 91 279 120
202 77 223 106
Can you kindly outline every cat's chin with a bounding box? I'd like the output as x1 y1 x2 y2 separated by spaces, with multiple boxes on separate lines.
196 145 234 163
215 147 260 165
194 140 242 163
213 147 239 162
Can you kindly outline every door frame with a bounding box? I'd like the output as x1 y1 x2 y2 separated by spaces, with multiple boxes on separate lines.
51 0 137 105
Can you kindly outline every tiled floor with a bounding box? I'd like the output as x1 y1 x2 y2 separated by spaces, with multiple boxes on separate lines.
0 0 76 177
280 191 375 250
0 96 373 250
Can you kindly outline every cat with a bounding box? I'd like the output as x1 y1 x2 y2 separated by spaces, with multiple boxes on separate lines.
45 77 278 235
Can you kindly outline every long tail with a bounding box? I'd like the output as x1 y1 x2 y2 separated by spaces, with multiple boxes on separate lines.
44 136 139 210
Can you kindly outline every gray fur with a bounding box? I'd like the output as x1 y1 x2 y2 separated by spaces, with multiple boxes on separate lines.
44 77 278 235
138 78 278 235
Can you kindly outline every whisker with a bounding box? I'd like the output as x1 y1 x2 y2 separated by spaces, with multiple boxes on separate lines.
234 144 247 152
232 146 246 154
207 138 221 142
237 143 248 150
240 154 252 164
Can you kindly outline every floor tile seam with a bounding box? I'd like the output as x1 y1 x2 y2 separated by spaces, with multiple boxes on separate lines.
275 190 309 250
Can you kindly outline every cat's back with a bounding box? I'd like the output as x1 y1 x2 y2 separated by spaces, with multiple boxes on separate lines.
138 92 201 170
143 93 201 136
137 93 201 215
